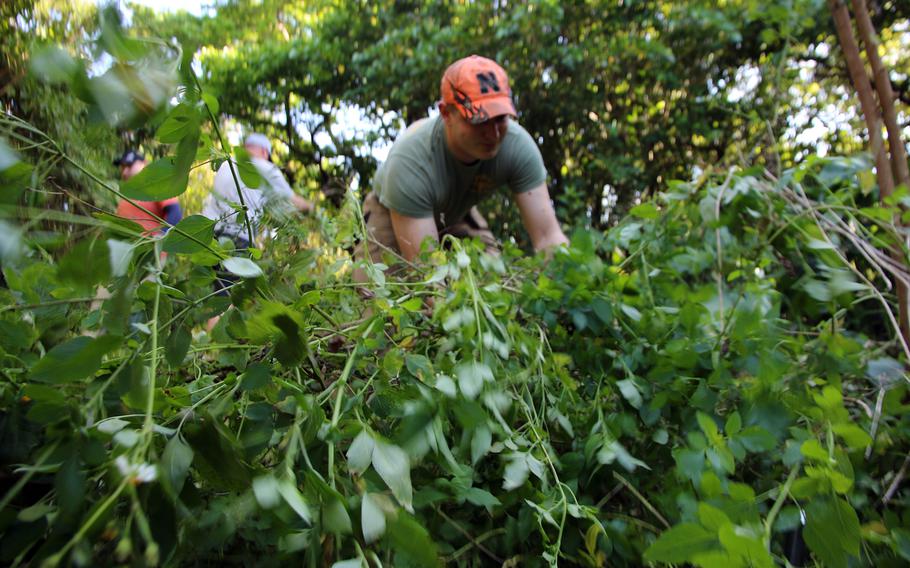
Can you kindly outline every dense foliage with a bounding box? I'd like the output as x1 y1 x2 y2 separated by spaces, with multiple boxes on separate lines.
3 116 910 565
2 1 910 567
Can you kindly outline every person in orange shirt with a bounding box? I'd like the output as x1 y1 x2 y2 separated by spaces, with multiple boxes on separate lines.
113 150 183 233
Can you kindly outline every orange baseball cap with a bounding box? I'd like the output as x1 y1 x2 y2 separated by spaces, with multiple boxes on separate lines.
441 55 517 124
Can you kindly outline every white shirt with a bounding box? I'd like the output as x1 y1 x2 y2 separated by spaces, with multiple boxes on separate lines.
202 157 296 239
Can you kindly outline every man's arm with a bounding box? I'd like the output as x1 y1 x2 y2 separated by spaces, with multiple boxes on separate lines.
389 210 439 262
260 161 314 214
513 183 569 252
290 194 314 213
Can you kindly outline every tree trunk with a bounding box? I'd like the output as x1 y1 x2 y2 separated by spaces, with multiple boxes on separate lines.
285 92 294 152
830 0 909 345
851 0 910 191
828 0 895 198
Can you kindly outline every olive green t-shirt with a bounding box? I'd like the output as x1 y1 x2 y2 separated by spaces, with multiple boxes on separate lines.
375 116 547 227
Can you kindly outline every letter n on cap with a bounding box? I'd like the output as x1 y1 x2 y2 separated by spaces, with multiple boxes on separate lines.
476 72 501 94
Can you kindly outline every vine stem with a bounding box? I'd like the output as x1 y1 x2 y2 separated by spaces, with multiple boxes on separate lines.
612 472 671 529
764 464 800 550
435 507 504 564
0 297 96 313
60 153 220 256
139 244 163 456
713 169 735 335
44 477 130 567
328 319 376 489
882 451 910 505
790 182 910 366
193 74 255 246
0 442 60 514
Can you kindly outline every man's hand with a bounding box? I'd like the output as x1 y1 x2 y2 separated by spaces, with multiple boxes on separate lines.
291 194 315 213
389 210 438 262
514 183 569 253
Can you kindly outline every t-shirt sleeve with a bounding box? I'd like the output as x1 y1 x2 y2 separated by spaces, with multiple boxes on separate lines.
507 126 547 194
258 161 295 199
377 156 435 218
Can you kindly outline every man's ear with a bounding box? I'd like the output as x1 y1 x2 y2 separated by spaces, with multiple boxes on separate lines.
438 102 452 120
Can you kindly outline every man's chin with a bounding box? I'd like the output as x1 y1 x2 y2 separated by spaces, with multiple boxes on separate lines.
477 146 501 160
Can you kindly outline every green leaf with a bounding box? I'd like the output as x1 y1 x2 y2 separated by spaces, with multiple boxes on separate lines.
253 474 282 509
201 92 220 117
234 146 262 188
629 202 660 219
30 46 79 84
592 297 612 323
162 215 215 254
718 524 772 567
156 103 199 143
724 412 741 436
372 439 413 512
697 411 720 440
456 362 493 400
503 454 530 490
240 362 271 391
803 497 860 568
735 426 777 452
697 502 731 531
99 5 147 60
161 434 193 496
222 257 263 278
387 511 441 567
471 426 492 465
892 528 910 562
323 497 353 535
464 487 500 509
121 158 188 201
165 325 191 367
800 439 829 462
31 335 122 383
643 523 718 563
598 437 649 471
183 417 253 491
55 454 86 519
347 430 374 474
832 423 872 450
361 493 386 543
106 239 134 277
700 471 722 498
58 238 112 289
617 379 642 409
277 477 312 524
405 353 432 379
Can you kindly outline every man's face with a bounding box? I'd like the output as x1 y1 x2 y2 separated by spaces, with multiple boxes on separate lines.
442 104 510 163
119 160 146 181
245 144 269 161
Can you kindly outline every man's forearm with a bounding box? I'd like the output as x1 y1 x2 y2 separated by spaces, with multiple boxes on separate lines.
532 227 569 252
291 194 314 213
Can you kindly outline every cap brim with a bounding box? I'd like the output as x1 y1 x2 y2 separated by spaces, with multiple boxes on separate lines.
460 96 517 125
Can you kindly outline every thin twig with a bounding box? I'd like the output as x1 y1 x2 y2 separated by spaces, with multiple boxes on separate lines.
612 471 671 529
442 528 507 563
435 507 504 564
866 386 886 459
789 182 910 366
883 452 910 505
714 169 735 334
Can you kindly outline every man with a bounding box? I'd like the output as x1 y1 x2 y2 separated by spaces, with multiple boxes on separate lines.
203 133 313 250
356 54 568 271
114 150 183 233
